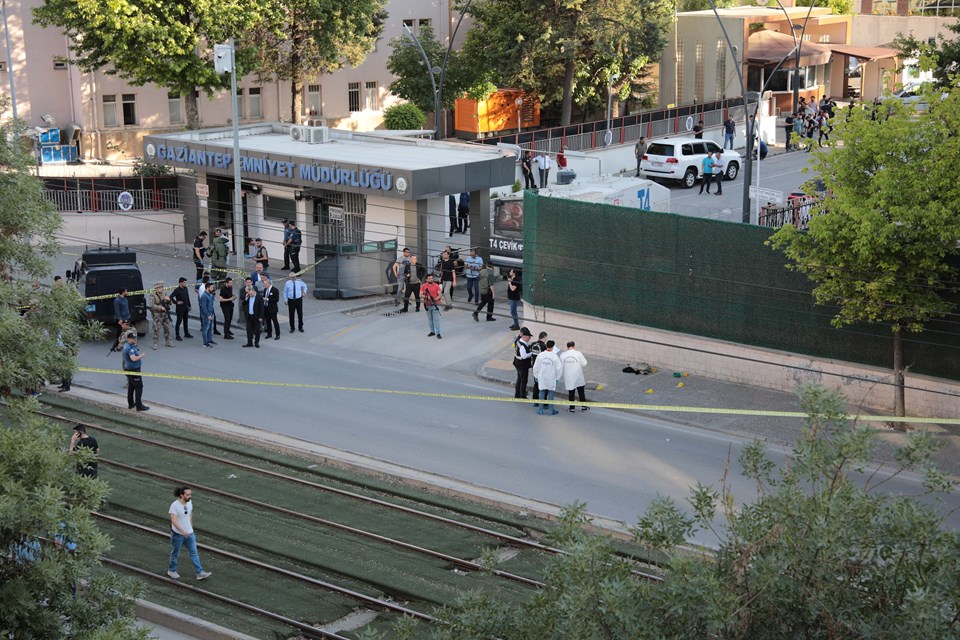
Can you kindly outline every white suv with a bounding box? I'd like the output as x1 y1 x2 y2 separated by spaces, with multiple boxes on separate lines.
640 137 741 189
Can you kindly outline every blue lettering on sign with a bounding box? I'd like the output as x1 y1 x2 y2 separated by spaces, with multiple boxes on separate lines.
153 143 397 192
637 188 651 210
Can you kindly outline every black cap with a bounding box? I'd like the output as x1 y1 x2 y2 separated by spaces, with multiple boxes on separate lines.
520 327 532 336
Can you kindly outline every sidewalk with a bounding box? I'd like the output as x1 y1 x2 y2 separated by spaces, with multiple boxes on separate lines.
477 348 960 477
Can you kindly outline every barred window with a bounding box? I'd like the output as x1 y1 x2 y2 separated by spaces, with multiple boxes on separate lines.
695 41 705 102
715 40 727 100
676 40 685 104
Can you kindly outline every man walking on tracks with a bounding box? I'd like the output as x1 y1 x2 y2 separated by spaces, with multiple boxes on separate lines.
167 486 212 581
149 281 175 350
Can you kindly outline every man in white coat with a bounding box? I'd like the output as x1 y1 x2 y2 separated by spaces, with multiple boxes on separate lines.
531 340 562 415
560 341 589 413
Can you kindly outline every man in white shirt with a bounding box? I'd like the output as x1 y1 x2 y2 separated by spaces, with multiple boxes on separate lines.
532 340 562 415
283 272 308 333
167 486 211 580
534 152 552 189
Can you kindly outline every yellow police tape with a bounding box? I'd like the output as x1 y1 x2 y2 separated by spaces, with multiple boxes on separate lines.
76 367 960 426
80 258 325 302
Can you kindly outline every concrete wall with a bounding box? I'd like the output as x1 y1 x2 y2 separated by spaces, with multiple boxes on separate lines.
61 211 185 247
525 305 960 419
850 14 958 46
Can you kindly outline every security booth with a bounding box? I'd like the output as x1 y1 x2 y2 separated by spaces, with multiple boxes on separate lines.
142 124 516 290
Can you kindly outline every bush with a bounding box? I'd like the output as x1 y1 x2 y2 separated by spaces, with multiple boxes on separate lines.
383 103 426 130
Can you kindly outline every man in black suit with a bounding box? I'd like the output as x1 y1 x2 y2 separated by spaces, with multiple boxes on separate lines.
261 277 281 340
241 282 263 348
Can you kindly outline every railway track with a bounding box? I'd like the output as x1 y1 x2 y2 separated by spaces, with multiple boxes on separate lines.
29 397 663 638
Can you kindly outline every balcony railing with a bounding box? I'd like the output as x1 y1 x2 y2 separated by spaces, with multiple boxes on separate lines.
758 195 823 230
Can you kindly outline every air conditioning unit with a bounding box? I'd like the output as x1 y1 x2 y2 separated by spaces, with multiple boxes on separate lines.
305 118 326 127
290 125 308 142
305 126 329 144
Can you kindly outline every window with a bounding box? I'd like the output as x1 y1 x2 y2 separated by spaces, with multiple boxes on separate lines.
418 18 431 29
691 142 707 154
304 84 322 115
236 88 245 119
168 92 182 125
103 95 118 127
121 94 137 125
676 40 685 104
695 41 705 102
348 82 361 112
767 68 790 92
0 61 6 72
402 18 414 30
681 143 694 156
364 81 379 111
715 40 727 100
249 87 262 118
263 194 295 221
705 141 721 153
53 60 67 70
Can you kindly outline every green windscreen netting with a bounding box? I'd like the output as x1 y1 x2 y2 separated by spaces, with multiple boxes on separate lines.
522 191 960 381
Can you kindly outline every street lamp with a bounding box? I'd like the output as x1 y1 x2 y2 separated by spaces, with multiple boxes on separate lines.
402 24 441 141
705 0 814 223
516 97 524 133
605 73 620 147
214 40 244 270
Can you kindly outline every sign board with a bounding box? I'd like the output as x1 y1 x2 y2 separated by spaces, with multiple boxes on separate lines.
749 186 784 203
196 183 210 198
117 191 134 211
637 187 651 210
328 205 344 222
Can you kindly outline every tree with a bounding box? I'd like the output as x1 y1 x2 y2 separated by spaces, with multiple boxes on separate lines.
460 0 674 125
385 24 472 116
796 0 852 15
410 384 960 639
248 0 387 124
0 104 145 638
677 0 737 13
33 0 269 129
383 103 427 130
769 93 960 419
0 103 99 394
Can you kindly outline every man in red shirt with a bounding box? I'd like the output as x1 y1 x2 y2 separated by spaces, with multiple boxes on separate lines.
420 274 446 339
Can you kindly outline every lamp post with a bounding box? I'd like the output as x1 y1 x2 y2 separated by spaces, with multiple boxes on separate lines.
605 73 620 147
214 40 243 270
436 0 476 141
706 0 813 223
516 97 523 133
402 24 441 140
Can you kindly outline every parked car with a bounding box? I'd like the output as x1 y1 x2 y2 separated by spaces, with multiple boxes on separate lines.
640 137 741 188
894 81 933 112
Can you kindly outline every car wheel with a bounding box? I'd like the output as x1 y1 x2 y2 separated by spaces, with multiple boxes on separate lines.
725 162 740 181
682 168 698 189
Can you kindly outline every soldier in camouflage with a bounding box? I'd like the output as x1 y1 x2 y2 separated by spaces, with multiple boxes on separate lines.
150 281 176 350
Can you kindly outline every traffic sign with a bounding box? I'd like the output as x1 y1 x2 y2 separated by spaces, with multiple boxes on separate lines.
749 186 784 203
196 183 210 198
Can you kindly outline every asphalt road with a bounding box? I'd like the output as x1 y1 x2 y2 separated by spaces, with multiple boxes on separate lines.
664 147 817 224
72 294 960 548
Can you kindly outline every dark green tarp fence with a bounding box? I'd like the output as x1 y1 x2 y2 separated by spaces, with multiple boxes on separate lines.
521 191 960 381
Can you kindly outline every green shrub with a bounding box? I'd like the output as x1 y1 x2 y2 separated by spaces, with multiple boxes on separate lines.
383 103 426 130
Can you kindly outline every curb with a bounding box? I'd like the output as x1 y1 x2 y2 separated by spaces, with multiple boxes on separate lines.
137 600 260 640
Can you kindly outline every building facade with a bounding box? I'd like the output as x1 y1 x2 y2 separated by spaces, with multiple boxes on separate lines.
0 0 465 161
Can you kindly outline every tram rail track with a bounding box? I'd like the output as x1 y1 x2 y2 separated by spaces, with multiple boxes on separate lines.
36 403 665 583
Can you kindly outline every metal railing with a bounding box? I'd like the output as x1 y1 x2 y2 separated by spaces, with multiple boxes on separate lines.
43 188 180 213
758 195 822 230
476 97 746 154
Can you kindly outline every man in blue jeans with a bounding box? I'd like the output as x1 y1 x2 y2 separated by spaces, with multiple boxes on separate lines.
723 116 736 149
463 248 483 303
199 282 217 347
167 486 212 580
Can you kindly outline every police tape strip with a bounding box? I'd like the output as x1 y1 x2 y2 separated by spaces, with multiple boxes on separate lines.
76 367 960 425
79 258 327 302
